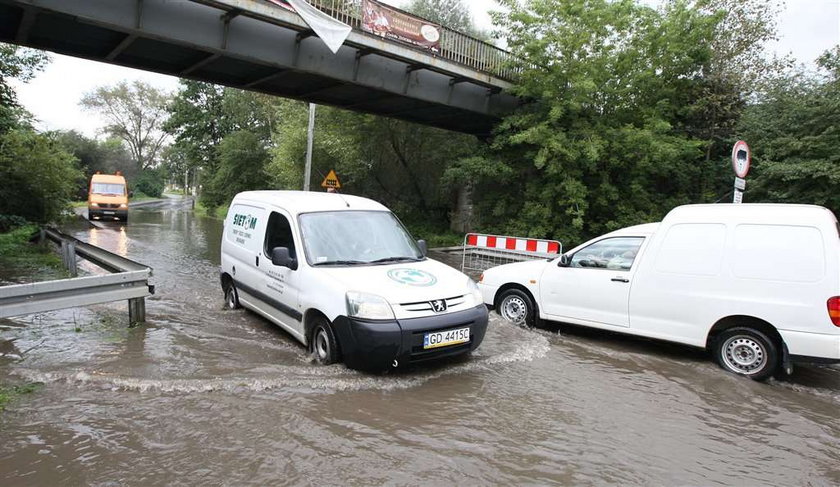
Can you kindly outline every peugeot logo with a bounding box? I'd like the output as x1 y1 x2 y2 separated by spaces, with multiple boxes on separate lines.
430 299 447 313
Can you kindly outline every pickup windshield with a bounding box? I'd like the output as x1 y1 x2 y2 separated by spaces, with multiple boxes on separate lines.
91 183 125 195
299 211 422 266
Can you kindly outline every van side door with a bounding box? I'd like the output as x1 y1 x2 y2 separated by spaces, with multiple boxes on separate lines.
224 202 267 302
540 237 645 327
259 209 304 340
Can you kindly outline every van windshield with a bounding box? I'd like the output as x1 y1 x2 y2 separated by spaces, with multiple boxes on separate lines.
91 183 125 195
299 211 423 266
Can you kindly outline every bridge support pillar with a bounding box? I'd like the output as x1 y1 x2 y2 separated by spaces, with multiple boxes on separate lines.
128 297 146 327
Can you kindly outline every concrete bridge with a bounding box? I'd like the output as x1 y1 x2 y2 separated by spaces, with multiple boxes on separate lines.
0 0 521 136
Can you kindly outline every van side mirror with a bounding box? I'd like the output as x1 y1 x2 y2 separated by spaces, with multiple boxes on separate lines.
558 254 571 267
271 247 298 270
417 239 427 257
129 191 134 198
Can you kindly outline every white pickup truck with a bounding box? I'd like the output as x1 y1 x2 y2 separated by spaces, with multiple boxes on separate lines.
478 204 840 380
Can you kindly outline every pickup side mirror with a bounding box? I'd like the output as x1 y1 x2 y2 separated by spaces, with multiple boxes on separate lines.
271 247 298 270
558 254 571 267
416 239 427 257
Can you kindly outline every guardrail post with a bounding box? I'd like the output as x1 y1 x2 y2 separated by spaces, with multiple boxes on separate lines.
128 297 145 326
67 241 77 277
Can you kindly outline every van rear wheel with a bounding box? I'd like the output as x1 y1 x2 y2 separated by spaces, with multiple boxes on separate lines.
497 289 536 328
311 318 339 365
224 282 241 309
715 327 779 381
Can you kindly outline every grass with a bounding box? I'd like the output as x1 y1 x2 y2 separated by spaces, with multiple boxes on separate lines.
0 382 43 412
194 200 225 220
0 225 66 281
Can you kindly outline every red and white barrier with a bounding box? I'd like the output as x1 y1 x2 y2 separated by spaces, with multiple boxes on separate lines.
465 233 561 254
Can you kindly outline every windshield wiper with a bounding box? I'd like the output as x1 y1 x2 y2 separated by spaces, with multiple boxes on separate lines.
368 256 422 264
312 260 368 266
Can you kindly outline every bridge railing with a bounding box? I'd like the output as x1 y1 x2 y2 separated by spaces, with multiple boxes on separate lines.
303 0 519 81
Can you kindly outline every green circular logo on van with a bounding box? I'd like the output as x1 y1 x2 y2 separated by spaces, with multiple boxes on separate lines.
387 268 437 287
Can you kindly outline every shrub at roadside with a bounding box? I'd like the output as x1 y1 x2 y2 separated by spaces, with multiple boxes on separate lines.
0 129 82 223
133 168 165 198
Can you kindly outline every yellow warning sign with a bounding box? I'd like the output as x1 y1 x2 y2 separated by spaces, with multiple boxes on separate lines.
321 169 341 189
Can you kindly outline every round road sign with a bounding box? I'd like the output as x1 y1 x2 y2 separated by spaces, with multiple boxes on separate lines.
732 140 750 178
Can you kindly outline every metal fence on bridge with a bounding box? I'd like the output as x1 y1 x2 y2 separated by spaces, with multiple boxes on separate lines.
302 0 520 80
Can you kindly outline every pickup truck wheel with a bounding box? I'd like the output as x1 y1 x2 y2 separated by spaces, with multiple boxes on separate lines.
498 289 535 327
224 282 241 309
311 318 339 365
715 327 779 381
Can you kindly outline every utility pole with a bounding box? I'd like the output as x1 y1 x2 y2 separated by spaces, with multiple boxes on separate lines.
303 103 316 191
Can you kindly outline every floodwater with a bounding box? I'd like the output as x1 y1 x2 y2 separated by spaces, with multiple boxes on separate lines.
1 196 839 485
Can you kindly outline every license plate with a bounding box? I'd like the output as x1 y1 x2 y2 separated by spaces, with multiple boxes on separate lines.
423 327 470 349
103 211 115 215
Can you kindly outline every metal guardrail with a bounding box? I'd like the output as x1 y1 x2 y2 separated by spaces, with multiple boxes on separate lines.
284 0 519 80
0 228 154 326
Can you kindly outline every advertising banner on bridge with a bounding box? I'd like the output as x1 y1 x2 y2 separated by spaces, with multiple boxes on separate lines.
361 0 441 52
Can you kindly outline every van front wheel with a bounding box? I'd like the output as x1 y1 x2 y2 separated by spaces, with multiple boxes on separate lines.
715 327 779 381
311 318 339 365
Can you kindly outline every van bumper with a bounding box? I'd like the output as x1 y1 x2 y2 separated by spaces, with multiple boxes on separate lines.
89 209 128 220
780 329 840 363
332 304 489 371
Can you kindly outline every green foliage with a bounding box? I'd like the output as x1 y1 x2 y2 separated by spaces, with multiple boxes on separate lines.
0 43 49 133
0 224 64 279
483 0 718 244
739 47 840 212
0 130 83 223
202 130 270 208
133 168 166 198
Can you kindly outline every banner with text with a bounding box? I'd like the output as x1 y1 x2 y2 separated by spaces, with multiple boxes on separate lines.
362 0 441 52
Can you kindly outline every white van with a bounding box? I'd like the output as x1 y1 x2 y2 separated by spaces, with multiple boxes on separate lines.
479 204 840 380
220 191 488 370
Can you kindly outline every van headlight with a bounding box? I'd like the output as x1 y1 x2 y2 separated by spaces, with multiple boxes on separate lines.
463 277 484 307
119 203 128 209
346 291 395 320
89 203 99 207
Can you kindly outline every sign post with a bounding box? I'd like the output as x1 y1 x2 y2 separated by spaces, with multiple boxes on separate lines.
731 140 750 203
303 103 316 191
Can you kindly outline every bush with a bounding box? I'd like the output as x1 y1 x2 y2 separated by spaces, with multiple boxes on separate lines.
0 214 27 233
0 130 82 223
133 169 165 198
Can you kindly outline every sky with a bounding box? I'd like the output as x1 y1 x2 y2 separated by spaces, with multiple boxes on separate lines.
10 0 840 138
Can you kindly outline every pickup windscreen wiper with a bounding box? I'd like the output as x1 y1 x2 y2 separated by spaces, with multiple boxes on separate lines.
368 256 423 264
312 260 368 266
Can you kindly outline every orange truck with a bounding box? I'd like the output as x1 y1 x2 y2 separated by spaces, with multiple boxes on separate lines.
88 172 130 222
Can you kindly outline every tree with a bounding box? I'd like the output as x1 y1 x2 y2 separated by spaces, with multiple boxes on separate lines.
680 0 788 198
203 130 270 207
0 43 49 133
482 0 719 244
80 81 171 169
0 129 82 222
739 47 840 212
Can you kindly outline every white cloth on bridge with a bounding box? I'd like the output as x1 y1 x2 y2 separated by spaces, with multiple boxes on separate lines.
280 0 352 54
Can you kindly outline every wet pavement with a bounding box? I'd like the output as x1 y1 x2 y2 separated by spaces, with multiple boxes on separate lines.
1 195 839 485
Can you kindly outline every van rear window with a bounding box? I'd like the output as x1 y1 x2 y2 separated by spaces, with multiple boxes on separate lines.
732 224 824 282
91 183 125 195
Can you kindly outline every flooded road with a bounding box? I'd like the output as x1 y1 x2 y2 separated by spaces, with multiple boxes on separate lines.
1 196 839 485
